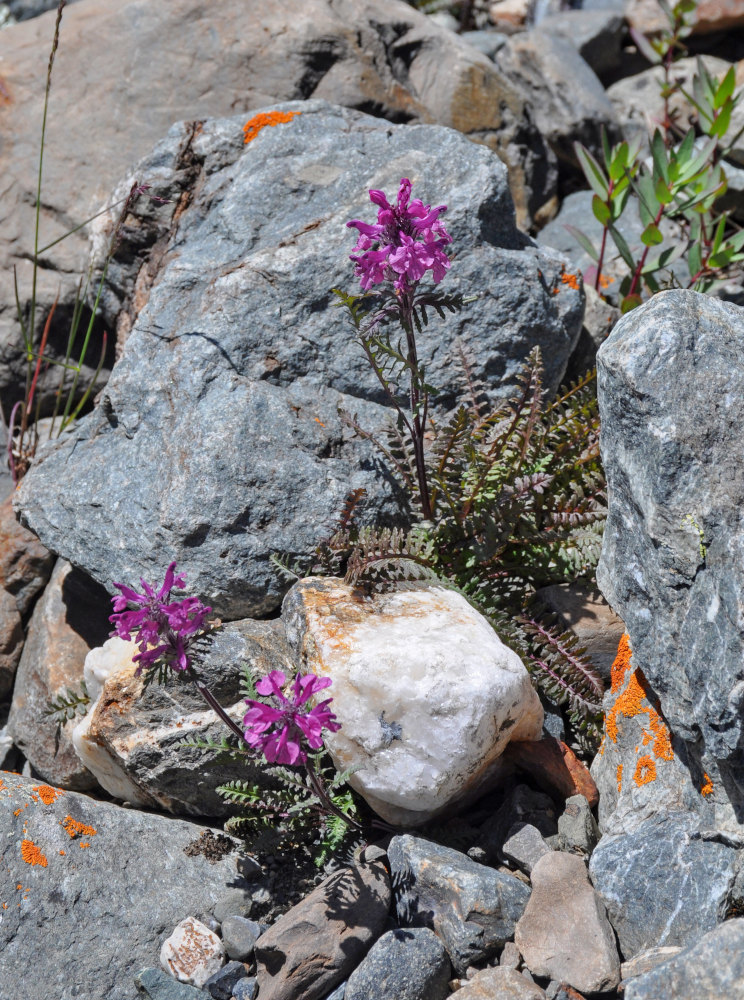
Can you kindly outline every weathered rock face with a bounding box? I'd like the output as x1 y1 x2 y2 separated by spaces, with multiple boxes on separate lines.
625 0 744 34
344 927 451 1000
0 772 245 1000
451 966 546 1000
596 291 744 833
283 577 543 826
72 620 294 816
514 851 620 993
589 811 738 960
0 587 23 701
0 0 557 411
15 102 582 621
7 559 108 790
0 494 54 616
254 848 391 1000
624 918 744 1000
388 834 531 975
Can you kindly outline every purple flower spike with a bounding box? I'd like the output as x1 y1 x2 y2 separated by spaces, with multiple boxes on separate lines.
109 562 211 676
243 670 341 765
347 178 452 293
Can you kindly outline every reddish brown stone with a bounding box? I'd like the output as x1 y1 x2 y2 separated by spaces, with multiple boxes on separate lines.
0 495 54 616
255 847 391 1000
505 735 599 809
0 586 23 701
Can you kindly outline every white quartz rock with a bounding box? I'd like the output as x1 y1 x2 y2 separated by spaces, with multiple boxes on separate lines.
283 578 544 826
160 916 225 986
71 636 151 806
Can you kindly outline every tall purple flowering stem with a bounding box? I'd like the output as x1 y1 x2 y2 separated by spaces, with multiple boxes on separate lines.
346 179 454 520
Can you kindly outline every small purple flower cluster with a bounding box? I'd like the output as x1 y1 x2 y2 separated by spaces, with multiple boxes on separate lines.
346 178 452 293
109 562 211 674
243 669 341 766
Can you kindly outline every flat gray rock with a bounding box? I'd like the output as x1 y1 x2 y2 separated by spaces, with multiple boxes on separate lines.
624 918 744 1000
588 812 738 960
388 833 531 975
0 772 246 1000
596 291 744 832
15 102 582 620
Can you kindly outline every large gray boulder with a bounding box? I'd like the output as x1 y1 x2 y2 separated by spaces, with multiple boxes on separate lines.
15 102 583 619
0 0 556 414
596 291 744 834
0 771 255 1000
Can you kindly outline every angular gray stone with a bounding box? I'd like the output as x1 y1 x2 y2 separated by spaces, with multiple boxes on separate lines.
345 927 451 1000
0 0 558 412
502 822 552 874
494 29 620 170
15 101 582 621
135 967 208 1000
255 848 391 1000
204 961 248 1000
233 979 259 1000
74 619 293 816
588 812 738 960
515 851 620 993
596 291 744 833
558 795 600 856
220 915 262 961
388 834 531 975
537 9 625 78
624 918 744 1000
0 494 54 616
0 772 243 1000
213 888 259 924
8 559 107 790
479 784 559 864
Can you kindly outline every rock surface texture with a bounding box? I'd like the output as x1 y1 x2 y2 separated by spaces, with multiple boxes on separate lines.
596 291 744 834
254 848 390 1000
0 0 559 410
624 918 744 1000
514 851 620 993
344 926 451 1000
15 102 582 620
283 577 543 825
388 834 531 975
72 620 293 816
0 772 245 1000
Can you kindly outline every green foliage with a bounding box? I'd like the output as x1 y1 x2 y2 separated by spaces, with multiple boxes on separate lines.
310 348 607 746
216 753 361 868
573 0 744 310
44 681 90 723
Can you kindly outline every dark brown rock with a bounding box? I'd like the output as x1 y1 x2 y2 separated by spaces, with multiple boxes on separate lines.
255 848 391 1000
515 852 620 994
7 559 107 789
505 735 599 808
0 495 53 616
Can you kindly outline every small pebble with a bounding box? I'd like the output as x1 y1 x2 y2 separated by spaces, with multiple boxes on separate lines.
203 961 247 1000
213 889 255 923
500 941 521 970
160 917 225 988
221 915 263 961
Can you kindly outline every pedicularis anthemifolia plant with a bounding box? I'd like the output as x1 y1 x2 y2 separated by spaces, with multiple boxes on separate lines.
572 0 744 312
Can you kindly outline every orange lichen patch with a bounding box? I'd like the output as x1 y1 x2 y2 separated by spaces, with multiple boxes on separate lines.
61 816 97 839
59 850 66 856
13 808 22 816
243 110 301 144
633 755 657 786
0 779 5 791
314 417 326 427
560 271 580 290
701 773 714 797
33 784 62 805
20 839 48 867
16 884 21 890
598 273 613 290
79 842 90 849
616 763 623 792
611 634 633 694
650 713 674 761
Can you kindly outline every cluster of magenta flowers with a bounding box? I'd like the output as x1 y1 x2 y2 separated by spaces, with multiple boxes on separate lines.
109 564 341 772
109 562 212 675
243 669 341 766
346 177 452 293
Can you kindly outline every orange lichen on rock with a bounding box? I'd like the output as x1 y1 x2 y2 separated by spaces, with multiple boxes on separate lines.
633 755 656 786
20 839 48 867
243 110 301 144
561 271 580 290
701 773 713 797
33 784 62 805
611 634 633 694
61 816 97 839
616 763 623 792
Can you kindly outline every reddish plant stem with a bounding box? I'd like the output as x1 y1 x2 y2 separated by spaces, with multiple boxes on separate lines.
627 203 666 299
